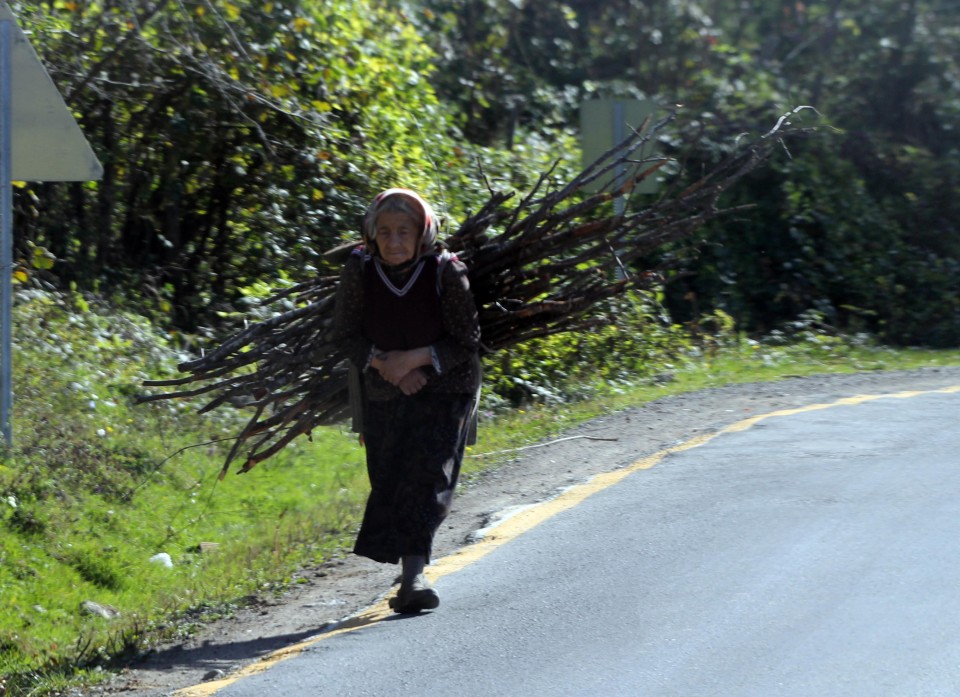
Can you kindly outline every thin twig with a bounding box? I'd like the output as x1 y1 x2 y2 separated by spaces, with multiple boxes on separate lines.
466 434 620 458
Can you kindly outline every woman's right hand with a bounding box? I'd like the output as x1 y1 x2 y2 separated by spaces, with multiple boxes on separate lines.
372 347 432 387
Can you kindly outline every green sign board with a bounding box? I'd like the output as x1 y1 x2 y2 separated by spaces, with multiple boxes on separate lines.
579 99 659 195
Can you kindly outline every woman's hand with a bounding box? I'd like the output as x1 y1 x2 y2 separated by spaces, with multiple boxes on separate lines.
371 347 433 387
396 368 428 395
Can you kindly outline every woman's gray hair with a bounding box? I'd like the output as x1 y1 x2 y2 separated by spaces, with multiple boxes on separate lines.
374 194 421 218
362 188 439 258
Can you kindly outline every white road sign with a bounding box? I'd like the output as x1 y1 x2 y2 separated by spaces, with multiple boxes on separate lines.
1 2 102 181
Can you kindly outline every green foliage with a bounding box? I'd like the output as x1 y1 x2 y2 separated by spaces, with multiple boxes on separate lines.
10 0 597 335
10 0 959 346
482 291 697 408
664 128 960 347
669 1 960 345
418 0 960 348
10 0 457 327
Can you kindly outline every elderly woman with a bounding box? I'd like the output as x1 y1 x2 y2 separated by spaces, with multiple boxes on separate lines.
331 188 482 613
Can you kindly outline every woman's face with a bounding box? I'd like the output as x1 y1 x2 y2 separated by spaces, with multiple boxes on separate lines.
375 211 420 266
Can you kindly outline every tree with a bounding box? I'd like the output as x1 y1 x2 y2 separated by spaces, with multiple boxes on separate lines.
12 0 456 327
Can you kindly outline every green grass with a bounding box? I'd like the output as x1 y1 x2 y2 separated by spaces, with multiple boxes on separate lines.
1 290 958 696
0 291 371 695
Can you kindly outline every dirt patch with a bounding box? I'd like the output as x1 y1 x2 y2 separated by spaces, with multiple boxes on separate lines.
82 366 960 696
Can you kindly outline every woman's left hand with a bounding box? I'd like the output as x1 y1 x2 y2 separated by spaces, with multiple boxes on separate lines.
397 368 428 395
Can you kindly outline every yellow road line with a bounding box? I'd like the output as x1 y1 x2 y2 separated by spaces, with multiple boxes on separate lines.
175 384 960 696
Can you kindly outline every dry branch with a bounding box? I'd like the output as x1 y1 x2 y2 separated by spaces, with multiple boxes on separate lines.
141 108 810 476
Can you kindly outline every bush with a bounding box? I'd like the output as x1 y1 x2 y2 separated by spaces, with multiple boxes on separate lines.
483 290 698 407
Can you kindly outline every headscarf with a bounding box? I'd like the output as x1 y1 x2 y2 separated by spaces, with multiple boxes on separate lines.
362 188 439 261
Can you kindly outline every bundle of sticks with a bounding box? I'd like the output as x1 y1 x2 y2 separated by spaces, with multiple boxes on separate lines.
141 108 808 477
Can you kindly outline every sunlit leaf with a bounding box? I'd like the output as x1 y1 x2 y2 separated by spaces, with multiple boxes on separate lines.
32 247 57 270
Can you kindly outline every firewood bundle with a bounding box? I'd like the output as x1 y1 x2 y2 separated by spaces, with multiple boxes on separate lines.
141 108 809 477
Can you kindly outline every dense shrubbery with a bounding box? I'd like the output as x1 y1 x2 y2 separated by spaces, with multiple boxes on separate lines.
660 130 960 347
418 0 960 348
10 0 960 351
10 0 580 333
482 291 695 408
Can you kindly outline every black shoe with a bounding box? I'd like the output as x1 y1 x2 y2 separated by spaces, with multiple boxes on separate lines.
388 574 440 613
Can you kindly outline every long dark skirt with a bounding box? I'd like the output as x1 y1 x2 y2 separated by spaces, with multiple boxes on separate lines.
354 392 474 565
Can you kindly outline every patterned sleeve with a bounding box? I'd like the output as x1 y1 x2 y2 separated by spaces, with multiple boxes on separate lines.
433 257 481 372
331 251 375 369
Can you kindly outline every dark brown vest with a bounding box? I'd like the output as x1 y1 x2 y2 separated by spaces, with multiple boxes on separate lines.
361 256 444 351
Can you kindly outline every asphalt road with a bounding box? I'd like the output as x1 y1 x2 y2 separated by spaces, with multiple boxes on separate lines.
201 387 960 697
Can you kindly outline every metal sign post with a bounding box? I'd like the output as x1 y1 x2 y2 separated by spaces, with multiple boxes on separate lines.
1 18 13 447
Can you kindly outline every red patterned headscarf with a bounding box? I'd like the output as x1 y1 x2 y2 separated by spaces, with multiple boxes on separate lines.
362 188 439 260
